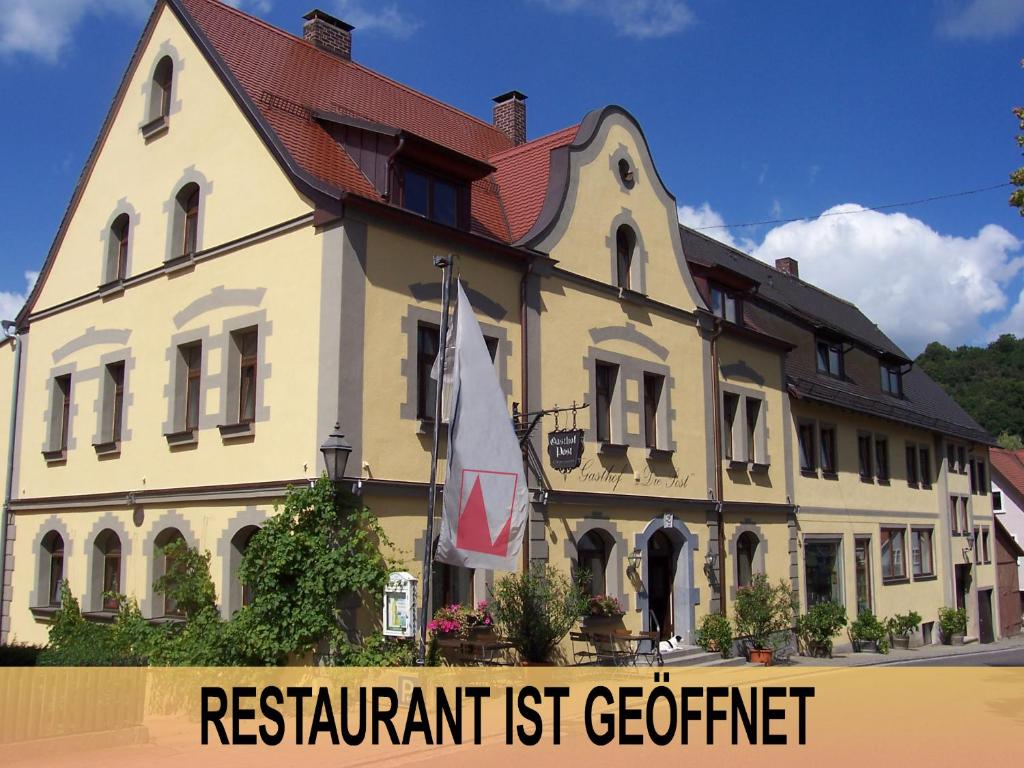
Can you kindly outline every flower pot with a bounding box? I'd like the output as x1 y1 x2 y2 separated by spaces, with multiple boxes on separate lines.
852 639 878 653
892 636 910 650
951 633 965 646
748 648 774 666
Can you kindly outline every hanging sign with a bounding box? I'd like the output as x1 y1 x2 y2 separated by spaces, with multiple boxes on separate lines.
548 429 585 472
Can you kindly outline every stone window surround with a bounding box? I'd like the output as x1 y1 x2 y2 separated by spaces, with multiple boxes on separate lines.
140 43 184 138
163 326 211 440
216 506 271 619
218 311 272 437
720 382 768 468
609 144 638 193
82 513 134 614
796 417 838 478
857 430 891 484
41 363 78 461
99 202 141 288
606 209 648 297
141 511 199 619
583 346 676 452
398 304 514 423
92 348 135 452
633 515 700 644
727 522 767 600
29 516 72 610
801 533 845 610
563 516 630 611
163 168 213 265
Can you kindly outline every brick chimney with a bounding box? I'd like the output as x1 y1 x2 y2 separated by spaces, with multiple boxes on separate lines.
493 91 527 146
303 10 353 60
775 257 799 278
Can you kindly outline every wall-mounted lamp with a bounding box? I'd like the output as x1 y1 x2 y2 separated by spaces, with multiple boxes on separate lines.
319 422 352 485
965 532 976 549
627 548 642 574
704 550 719 575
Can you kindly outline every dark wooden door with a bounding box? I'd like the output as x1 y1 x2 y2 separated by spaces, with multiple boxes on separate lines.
648 530 676 640
978 589 995 644
996 525 1022 636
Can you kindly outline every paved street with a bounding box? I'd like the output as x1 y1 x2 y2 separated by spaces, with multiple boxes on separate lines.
884 646 1024 666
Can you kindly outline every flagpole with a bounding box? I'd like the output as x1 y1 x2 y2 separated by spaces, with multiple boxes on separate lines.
417 254 453 665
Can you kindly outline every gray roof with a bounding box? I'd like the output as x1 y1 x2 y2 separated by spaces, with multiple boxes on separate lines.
679 225 994 445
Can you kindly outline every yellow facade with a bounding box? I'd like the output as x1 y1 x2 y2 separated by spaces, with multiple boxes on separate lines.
0 0 1001 658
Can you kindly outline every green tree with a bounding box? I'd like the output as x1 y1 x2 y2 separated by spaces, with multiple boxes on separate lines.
998 431 1024 451
231 476 395 665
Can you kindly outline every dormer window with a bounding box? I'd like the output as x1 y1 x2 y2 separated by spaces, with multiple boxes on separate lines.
710 283 740 324
880 364 903 397
394 165 464 228
816 339 844 378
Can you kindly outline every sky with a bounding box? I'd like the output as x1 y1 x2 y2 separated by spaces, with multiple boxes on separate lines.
0 0 1022 356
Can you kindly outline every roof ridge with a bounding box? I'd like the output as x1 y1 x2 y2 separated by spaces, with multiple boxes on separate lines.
490 124 580 162
190 0 512 145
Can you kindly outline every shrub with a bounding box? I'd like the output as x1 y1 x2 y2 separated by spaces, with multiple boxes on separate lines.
0 642 44 666
849 610 889 653
152 539 217 620
938 607 967 639
586 595 625 618
796 601 847 658
490 563 588 663
733 574 794 651
39 584 155 666
885 611 922 639
334 634 415 667
696 613 733 658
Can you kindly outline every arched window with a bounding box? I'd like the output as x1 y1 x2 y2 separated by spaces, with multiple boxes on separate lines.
93 529 122 611
576 529 613 597
431 539 473 611
615 225 635 291
736 531 760 589
230 525 261 613
106 213 129 283
39 531 65 607
150 56 173 122
154 528 186 617
175 183 201 258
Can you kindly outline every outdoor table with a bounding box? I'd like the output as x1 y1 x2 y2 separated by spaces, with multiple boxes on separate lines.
458 637 516 666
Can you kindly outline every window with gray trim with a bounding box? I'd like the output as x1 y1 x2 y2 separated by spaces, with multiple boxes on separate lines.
819 424 837 474
722 389 767 465
226 327 258 425
595 361 617 443
736 531 759 589
94 529 122 611
919 446 932 488
642 373 664 450
576 528 612 597
911 528 933 577
172 183 200 258
154 528 186 617
875 436 890 481
230 526 260 613
798 420 816 473
149 56 173 124
106 214 130 284
615 225 635 291
416 324 440 420
38 531 64 607
46 374 72 458
97 361 126 447
880 527 906 581
431 538 473 611
169 342 202 435
805 538 843 606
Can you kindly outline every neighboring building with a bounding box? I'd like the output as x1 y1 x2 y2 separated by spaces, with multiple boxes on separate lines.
0 0 1001 652
991 448 1024 635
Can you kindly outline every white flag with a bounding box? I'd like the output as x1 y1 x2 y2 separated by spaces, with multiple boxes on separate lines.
435 282 528 570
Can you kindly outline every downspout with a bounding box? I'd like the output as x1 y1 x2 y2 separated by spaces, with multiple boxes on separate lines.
0 327 22 642
708 316 726 616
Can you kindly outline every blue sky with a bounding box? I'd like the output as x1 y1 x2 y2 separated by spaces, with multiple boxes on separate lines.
0 0 1022 355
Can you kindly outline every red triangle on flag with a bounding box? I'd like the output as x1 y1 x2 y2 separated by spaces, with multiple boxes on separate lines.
456 474 511 556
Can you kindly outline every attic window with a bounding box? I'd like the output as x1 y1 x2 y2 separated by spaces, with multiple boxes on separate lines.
617 158 635 189
615 225 636 291
394 165 465 229
142 56 173 138
816 339 844 378
880 363 903 397
709 283 741 325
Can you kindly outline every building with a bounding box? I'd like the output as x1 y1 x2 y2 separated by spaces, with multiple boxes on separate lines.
0 0 1002 652
991 448 1024 636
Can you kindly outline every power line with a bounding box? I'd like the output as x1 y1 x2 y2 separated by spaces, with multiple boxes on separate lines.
693 182 1014 231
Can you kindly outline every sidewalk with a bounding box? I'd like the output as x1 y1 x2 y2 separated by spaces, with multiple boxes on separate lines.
778 633 1024 666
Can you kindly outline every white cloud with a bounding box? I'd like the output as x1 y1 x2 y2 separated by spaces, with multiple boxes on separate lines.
533 0 693 39
223 0 273 12
678 201 1024 355
0 0 149 63
334 0 421 39
937 0 1024 40
0 271 38 323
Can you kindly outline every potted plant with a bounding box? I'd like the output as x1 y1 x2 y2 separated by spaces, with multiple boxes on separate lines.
696 613 734 658
490 563 588 665
733 574 794 665
464 600 495 638
885 611 922 650
849 610 889 653
796 601 848 658
938 607 967 645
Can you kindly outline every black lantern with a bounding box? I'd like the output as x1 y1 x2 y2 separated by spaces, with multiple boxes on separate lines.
320 422 352 484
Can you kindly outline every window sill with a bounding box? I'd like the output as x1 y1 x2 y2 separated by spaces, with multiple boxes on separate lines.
618 287 647 304
750 462 771 474
97 279 125 298
42 449 67 465
140 115 168 140
907 482 919 489
922 484 932 490
821 470 838 481
726 459 750 471
417 419 448 437
92 440 121 457
29 605 61 622
882 577 910 586
876 478 891 486
147 615 186 627
800 469 818 478
82 610 119 624
913 574 937 582
598 442 629 456
163 252 196 275
164 429 197 447
218 422 255 441
646 447 674 461
859 475 874 484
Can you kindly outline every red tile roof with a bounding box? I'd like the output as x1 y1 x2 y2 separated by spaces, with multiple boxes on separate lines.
992 448 1024 496
178 0 568 244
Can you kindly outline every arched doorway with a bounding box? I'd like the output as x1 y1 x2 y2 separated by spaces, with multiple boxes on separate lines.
648 530 678 640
